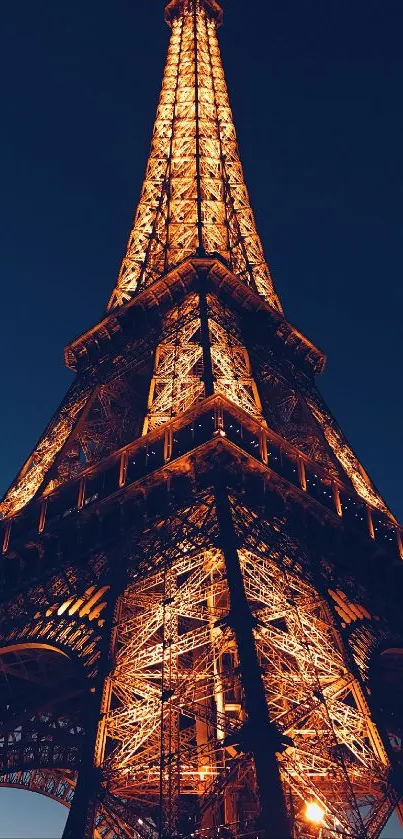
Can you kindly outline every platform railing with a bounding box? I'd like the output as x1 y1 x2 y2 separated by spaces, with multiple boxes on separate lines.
1 395 401 559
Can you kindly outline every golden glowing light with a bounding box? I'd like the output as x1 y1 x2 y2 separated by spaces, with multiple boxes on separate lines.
0 0 390 518
0 2 397 836
305 801 326 825
107 3 282 312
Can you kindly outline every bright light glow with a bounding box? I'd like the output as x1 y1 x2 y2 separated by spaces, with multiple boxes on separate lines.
107 6 282 313
305 801 326 825
137 818 144 825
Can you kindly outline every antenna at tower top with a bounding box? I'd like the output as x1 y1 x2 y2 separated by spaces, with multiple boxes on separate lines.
165 0 223 26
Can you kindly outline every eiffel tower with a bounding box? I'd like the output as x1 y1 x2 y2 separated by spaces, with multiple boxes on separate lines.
1 1 403 837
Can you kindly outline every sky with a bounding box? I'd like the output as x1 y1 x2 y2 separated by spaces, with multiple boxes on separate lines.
0 0 403 835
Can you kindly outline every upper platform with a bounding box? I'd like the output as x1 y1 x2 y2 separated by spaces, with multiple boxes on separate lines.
66 257 325 376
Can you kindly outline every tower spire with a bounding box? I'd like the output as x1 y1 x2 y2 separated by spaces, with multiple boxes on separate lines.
107 0 282 312
165 0 224 27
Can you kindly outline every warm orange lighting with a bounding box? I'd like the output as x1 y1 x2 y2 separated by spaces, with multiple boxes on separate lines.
143 293 262 433
305 801 326 825
107 4 282 313
0 0 395 834
0 0 391 521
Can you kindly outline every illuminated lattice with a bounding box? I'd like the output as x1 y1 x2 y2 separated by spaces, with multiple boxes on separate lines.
143 291 262 432
144 294 205 432
241 548 391 837
0 3 399 837
0 1 390 519
102 546 250 833
95 496 394 838
108 1 281 311
208 301 262 419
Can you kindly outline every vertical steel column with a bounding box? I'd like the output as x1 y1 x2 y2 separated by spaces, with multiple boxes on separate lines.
61 694 102 838
62 556 126 839
193 0 204 256
214 482 292 839
198 269 215 398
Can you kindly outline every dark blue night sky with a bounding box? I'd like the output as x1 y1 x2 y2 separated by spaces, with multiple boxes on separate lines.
1 0 403 835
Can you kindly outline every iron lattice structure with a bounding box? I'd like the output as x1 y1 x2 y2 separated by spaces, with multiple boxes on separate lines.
1 2 403 838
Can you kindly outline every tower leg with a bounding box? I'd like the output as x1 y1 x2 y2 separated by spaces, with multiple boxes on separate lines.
62 696 101 838
62 552 126 839
214 483 291 839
